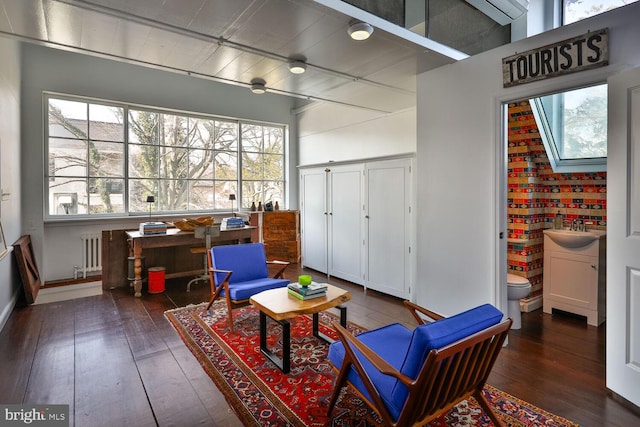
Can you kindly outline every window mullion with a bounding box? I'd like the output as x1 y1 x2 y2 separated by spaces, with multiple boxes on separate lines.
124 105 130 214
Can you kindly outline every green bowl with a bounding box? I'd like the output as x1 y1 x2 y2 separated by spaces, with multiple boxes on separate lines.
298 275 312 286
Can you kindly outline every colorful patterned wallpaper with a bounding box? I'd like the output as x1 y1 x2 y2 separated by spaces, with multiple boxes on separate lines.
507 101 607 299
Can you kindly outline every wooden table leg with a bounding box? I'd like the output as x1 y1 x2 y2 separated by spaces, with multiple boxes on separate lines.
133 241 143 297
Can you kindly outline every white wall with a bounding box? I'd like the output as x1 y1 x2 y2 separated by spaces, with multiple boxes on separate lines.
416 4 640 316
0 37 22 329
21 43 298 282
297 103 416 165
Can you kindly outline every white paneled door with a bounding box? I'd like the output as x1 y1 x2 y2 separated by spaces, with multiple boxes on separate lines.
300 159 413 295
300 168 328 273
300 164 364 284
365 159 411 299
328 164 364 285
607 65 640 407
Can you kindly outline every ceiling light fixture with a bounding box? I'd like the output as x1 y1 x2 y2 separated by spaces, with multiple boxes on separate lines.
289 60 307 74
250 78 266 94
348 20 373 41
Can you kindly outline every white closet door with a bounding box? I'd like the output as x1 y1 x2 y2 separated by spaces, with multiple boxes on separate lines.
365 159 411 299
300 168 328 273
328 164 364 284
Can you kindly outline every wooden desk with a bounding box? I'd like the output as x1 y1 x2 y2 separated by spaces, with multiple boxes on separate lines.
126 227 254 297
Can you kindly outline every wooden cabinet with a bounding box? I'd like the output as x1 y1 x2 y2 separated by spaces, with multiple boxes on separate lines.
251 211 301 263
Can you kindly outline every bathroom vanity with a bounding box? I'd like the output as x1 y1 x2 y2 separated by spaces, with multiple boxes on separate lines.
542 229 606 326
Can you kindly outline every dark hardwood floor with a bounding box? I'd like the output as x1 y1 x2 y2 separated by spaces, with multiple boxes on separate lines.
1 265 639 426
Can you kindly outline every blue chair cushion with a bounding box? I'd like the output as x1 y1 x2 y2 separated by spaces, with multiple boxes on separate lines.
328 303 504 421
210 243 269 285
209 243 289 301
328 323 413 420
225 278 290 300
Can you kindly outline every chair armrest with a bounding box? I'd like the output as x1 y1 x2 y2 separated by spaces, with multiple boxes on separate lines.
403 300 445 325
208 268 233 285
332 321 414 387
266 260 290 278
206 268 233 305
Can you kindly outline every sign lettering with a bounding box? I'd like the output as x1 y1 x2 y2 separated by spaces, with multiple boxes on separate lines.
502 28 608 88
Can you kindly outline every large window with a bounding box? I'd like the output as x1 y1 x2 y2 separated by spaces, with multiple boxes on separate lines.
46 95 286 218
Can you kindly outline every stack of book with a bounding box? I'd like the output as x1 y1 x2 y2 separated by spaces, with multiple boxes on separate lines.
287 282 328 300
139 222 167 235
221 217 245 230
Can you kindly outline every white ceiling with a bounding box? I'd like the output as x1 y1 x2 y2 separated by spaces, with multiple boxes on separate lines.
0 0 462 113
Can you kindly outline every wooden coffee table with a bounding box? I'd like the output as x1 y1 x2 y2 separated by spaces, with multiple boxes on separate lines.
249 284 351 373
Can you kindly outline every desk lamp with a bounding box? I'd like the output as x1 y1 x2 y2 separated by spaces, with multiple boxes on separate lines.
146 196 155 222
229 194 236 217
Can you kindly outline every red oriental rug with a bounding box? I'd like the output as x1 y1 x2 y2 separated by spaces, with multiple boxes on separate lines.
165 301 578 427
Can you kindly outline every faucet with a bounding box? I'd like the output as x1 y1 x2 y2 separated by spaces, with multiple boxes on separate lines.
571 219 586 231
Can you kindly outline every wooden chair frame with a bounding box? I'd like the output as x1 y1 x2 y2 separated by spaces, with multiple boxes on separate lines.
205 249 289 331
328 300 512 427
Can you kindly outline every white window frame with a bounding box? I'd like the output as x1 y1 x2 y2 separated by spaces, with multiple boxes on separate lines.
562 0 639 25
44 93 287 220
530 83 607 173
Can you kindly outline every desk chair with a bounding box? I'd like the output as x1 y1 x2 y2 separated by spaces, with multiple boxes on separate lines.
186 225 220 292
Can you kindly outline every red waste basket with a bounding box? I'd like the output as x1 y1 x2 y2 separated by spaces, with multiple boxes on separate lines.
148 266 166 294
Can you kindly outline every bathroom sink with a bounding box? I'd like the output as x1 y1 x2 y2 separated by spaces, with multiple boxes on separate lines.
543 229 606 248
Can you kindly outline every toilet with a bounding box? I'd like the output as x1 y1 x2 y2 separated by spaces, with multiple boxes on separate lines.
507 273 532 330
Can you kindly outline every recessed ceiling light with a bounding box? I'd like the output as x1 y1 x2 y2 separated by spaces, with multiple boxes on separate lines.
250 78 266 94
289 60 307 74
348 21 373 41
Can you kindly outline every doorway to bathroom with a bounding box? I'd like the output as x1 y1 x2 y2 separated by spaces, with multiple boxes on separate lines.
501 83 608 328
499 64 640 410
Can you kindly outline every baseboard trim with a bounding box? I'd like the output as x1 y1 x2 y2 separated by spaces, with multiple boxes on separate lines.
43 275 102 288
0 287 21 332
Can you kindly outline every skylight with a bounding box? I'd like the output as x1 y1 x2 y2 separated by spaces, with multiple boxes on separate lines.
564 0 639 25
530 84 607 173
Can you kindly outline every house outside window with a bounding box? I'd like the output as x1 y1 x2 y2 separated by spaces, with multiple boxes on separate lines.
46 95 286 218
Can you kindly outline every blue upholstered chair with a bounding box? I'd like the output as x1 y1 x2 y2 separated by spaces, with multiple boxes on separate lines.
205 243 290 331
327 301 512 427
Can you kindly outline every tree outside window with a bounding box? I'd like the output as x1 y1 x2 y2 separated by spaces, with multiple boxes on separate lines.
46 96 286 218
